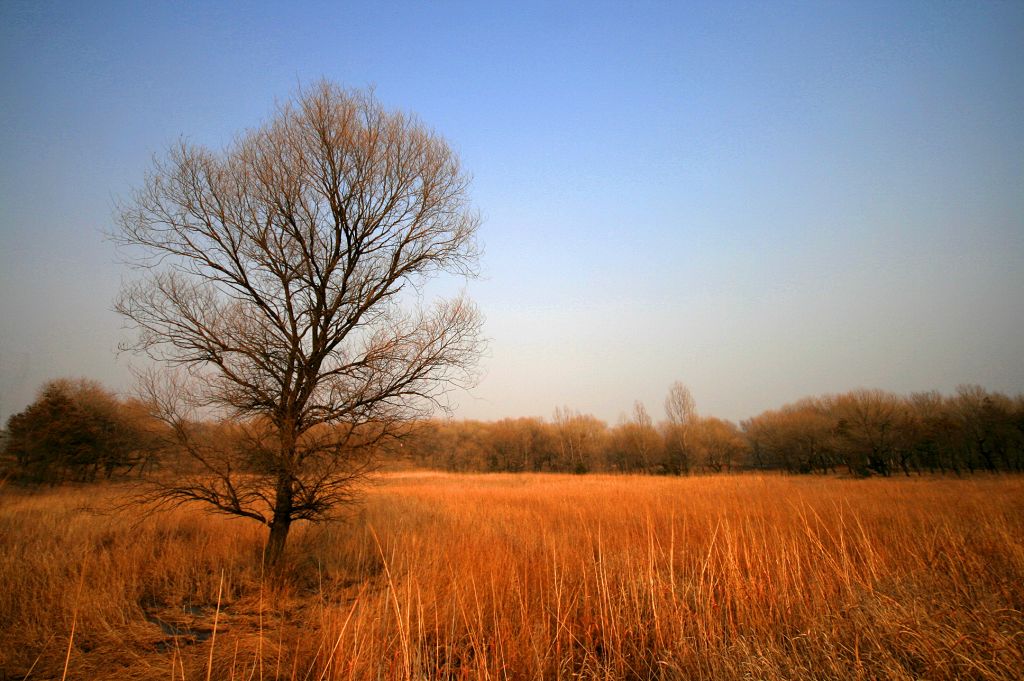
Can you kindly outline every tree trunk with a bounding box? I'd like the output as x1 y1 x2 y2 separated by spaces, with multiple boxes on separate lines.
264 473 294 567
265 517 291 568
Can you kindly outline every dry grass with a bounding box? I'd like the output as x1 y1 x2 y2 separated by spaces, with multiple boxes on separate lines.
1 473 1022 680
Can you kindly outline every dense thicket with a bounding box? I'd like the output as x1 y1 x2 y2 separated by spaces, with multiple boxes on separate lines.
398 386 1024 476
1 379 156 485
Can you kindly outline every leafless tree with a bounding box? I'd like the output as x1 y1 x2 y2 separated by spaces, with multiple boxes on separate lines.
609 401 661 472
114 82 483 564
663 381 696 474
552 406 604 473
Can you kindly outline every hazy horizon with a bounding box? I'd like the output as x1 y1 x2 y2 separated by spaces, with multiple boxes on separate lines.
2 1 1022 426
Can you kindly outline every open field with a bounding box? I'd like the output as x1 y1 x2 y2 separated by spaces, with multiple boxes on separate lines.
1 474 1022 680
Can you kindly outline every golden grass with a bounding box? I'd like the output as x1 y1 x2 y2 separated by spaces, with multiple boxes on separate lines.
1 473 1022 679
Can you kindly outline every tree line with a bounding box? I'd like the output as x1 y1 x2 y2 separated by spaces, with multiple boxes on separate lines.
4 379 1022 485
397 384 1024 476
745 386 1024 476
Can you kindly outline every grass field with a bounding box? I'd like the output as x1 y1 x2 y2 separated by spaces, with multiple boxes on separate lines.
1 473 1022 680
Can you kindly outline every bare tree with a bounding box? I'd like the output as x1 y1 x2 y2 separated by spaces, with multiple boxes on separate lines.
552 407 604 473
830 389 905 477
692 416 747 473
608 401 661 472
115 82 484 565
663 381 696 474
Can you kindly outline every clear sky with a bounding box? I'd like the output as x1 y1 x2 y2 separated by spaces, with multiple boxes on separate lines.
1 1 1022 425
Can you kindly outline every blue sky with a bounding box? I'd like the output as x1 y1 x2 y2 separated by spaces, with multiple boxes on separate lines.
1 1 1022 424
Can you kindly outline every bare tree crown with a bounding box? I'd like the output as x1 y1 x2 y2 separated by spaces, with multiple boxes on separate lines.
116 82 482 430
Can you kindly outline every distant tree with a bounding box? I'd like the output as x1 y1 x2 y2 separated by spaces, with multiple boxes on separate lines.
453 420 495 471
552 407 605 473
662 381 697 474
114 82 483 565
828 389 906 476
487 418 525 472
607 402 662 473
404 420 463 471
953 385 1022 473
742 403 835 474
692 416 747 473
2 379 152 484
901 391 956 474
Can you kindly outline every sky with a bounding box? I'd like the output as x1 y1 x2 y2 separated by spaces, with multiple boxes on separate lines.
1 1 1022 425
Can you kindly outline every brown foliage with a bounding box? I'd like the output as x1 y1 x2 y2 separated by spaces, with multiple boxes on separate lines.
2 378 158 485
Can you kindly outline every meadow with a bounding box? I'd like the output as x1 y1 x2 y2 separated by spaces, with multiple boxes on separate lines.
1 473 1022 680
